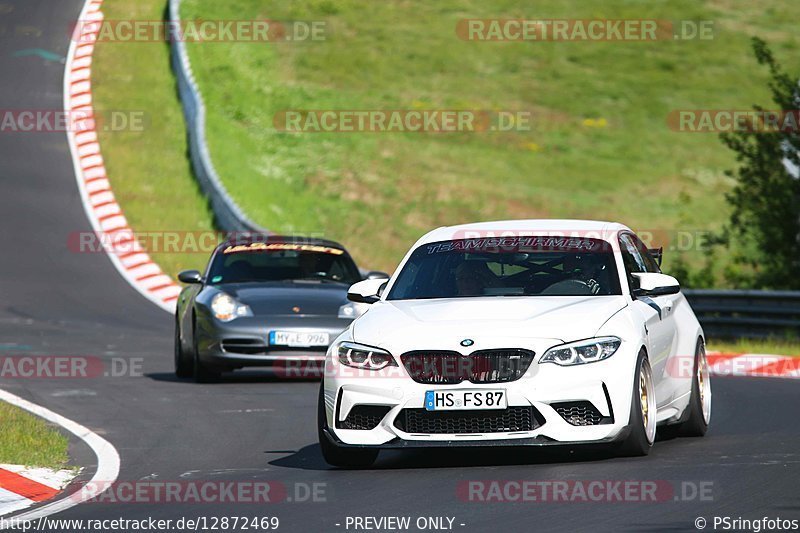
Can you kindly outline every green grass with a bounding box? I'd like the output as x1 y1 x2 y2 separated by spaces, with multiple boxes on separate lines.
707 338 800 357
0 402 70 468
91 0 215 279
177 0 799 275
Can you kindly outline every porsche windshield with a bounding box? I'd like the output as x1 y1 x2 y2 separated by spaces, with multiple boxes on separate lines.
207 242 361 285
387 237 621 299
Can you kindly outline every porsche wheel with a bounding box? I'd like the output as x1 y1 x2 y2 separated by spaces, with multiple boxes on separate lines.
619 350 657 456
192 321 221 383
174 314 194 378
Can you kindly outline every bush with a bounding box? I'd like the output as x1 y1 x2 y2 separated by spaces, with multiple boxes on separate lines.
719 38 800 289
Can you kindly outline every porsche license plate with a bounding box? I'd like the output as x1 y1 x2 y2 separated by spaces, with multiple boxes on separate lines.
269 331 330 347
424 390 507 411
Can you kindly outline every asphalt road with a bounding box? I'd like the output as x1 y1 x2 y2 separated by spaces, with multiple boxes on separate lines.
1 1 799 532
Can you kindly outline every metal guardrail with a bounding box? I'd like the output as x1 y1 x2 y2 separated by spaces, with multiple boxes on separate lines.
168 0 266 233
683 289 800 338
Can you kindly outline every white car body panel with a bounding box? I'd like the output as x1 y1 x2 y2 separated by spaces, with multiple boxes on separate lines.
323 219 704 448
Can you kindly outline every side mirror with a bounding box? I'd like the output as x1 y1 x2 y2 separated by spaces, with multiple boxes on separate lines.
631 272 680 297
365 270 390 280
178 270 203 284
347 278 389 304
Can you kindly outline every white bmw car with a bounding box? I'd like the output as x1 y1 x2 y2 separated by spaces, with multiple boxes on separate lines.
318 220 711 467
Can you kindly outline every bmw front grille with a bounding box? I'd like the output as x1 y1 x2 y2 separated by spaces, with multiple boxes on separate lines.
400 349 535 384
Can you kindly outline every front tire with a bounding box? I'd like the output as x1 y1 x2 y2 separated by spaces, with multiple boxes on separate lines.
618 350 657 457
174 314 194 378
678 339 711 437
192 321 221 383
317 383 378 468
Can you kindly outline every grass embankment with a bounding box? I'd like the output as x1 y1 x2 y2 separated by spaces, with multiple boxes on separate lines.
178 0 798 275
0 402 70 468
707 338 800 357
91 0 215 278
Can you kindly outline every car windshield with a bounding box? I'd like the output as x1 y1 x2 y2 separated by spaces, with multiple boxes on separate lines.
387 237 621 300
206 242 362 285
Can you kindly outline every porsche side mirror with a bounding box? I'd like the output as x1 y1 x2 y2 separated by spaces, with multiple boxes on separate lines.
631 272 680 297
347 278 389 304
365 270 390 280
178 270 203 284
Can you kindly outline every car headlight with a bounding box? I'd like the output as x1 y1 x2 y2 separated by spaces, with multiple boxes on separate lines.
337 302 369 319
337 341 397 371
540 337 622 366
211 293 252 322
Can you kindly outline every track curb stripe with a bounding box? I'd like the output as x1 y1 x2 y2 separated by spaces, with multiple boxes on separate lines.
0 469 59 503
63 0 179 314
0 389 119 524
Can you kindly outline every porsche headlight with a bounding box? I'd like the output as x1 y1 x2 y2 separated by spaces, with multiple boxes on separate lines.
337 302 369 319
211 293 252 322
540 337 622 366
337 341 397 371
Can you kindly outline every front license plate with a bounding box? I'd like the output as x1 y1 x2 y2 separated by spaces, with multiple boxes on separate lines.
424 390 507 411
269 330 330 347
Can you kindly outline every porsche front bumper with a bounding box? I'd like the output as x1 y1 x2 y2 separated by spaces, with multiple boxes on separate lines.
194 313 352 369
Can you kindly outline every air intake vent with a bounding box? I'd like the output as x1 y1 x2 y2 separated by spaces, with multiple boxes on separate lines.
221 338 268 355
394 406 542 434
552 401 612 426
336 405 392 430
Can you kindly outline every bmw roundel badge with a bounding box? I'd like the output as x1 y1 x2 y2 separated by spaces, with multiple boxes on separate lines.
460 339 474 347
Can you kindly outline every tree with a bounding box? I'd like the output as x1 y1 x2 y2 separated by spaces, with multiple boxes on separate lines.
719 37 800 289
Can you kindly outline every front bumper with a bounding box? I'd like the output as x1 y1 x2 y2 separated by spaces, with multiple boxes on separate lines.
195 314 351 369
323 345 638 447
320 426 630 449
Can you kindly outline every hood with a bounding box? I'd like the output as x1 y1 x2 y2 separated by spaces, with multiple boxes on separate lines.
215 281 349 316
353 295 627 351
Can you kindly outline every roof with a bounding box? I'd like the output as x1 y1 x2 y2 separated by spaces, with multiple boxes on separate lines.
416 219 632 246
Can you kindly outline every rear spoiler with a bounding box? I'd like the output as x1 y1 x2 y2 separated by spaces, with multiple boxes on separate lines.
648 247 663 268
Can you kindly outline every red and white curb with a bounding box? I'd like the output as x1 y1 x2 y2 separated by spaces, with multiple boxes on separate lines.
64 0 179 313
0 466 77 517
707 352 800 379
0 388 119 524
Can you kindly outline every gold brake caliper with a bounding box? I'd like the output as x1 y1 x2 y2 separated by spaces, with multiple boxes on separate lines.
640 371 648 427
698 354 705 404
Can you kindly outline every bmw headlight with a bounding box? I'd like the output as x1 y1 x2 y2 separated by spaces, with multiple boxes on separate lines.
540 337 622 366
210 293 252 322
337 341 397 371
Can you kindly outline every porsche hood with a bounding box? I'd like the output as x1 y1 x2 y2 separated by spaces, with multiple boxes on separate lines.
216 281 349 316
